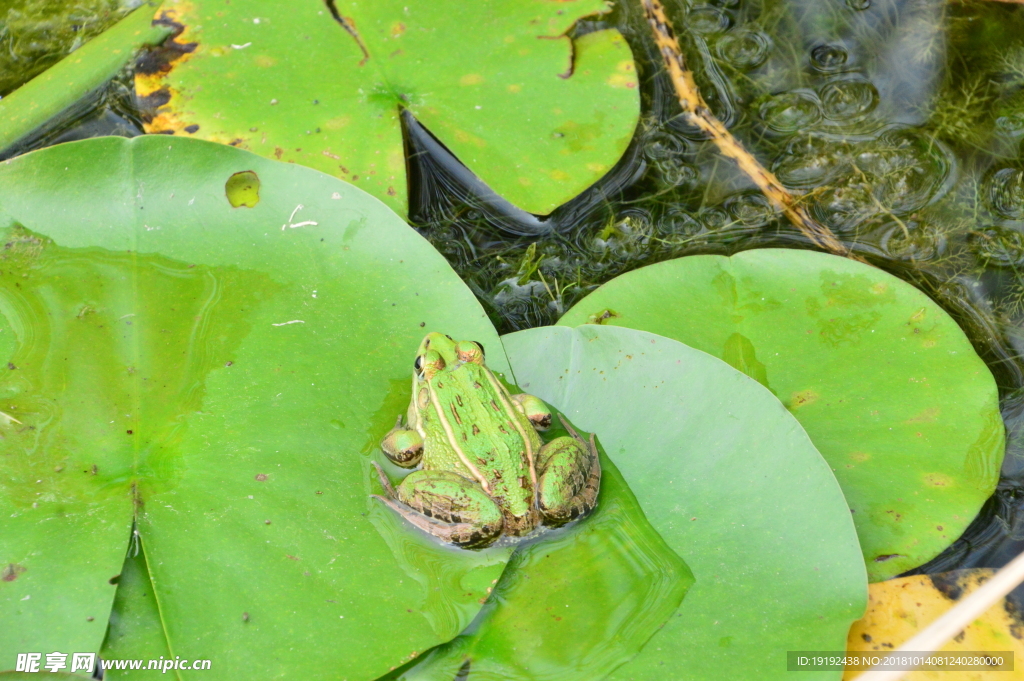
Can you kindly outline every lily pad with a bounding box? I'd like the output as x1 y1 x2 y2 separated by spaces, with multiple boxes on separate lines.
0 135 512 678
397 428 694 681
135 0 640 217
502 325 866 681
558 250 1005 581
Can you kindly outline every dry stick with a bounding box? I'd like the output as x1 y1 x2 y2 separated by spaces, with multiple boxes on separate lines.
851 549 1024 681
641 0 849 256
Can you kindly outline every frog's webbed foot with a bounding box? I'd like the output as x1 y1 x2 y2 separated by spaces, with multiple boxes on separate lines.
372 464 504 549
381 415 423 467
510 393 552 431
536 417 601 527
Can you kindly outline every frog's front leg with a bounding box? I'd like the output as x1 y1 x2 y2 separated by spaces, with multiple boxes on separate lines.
381 416 423 467
536 430 601 526
510 393 553 430
371 463 504 548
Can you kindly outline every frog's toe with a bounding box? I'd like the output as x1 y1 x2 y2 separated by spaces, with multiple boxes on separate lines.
371 461 399 498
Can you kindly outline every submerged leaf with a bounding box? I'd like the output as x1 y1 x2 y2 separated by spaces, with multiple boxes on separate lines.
0 3 172 153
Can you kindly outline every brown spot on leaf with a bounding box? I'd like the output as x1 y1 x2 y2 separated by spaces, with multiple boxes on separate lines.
789 389 819 409
135 39 196 77
136 87 172 114
2 563 26 581
255 473 268 481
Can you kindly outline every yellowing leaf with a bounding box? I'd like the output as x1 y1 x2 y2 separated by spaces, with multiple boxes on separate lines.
844 570 1024 681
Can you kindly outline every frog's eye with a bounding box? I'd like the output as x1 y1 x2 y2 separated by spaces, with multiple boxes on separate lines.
455 341 485 365
414 355 424 377
421 350 446 379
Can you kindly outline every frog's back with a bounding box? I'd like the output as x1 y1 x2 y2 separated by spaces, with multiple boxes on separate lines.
421 362 537 527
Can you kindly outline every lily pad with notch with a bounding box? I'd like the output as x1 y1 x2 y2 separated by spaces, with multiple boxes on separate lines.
136 0 640 217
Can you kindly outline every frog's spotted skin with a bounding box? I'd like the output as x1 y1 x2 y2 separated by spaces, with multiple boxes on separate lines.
373 332 601 548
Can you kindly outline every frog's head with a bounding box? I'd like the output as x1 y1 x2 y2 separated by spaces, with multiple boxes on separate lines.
414 332 486 381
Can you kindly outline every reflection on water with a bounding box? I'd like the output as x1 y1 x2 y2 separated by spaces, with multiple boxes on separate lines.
368 501 513 641
388 435 693 681
0 224 277 506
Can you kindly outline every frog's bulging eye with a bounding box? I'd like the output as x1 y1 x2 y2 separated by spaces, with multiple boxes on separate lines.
456 341 485 365
422 350 446 379
414 355 424 375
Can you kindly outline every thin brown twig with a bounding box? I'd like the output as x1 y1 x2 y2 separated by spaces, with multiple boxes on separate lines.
641 0 850 257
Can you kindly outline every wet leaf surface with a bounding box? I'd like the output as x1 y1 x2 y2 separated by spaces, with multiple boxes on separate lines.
558 250 1005 582
136 0 640 216
395 433 693 681
0 136 511 679
503 325 866 681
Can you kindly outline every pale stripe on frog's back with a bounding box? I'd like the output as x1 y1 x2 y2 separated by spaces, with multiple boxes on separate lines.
420 361 537 527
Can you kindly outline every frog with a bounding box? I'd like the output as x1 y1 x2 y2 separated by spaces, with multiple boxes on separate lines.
371 332 601 549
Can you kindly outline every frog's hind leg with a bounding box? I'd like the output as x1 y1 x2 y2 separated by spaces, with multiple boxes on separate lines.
537 421 601 527
372 463 504 548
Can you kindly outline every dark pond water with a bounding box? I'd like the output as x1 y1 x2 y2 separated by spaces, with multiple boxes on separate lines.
4 0 1024 592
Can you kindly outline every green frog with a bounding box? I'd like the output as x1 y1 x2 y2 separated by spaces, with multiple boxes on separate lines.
372 332 600 548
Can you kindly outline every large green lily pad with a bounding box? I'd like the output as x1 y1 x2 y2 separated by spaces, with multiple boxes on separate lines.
0 136 512 679
137 0 640 216
558 250 1005 581
502 325 867 681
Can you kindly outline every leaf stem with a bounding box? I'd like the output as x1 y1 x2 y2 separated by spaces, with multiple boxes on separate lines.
639 0 850 257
